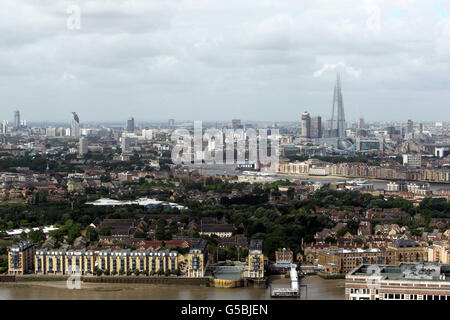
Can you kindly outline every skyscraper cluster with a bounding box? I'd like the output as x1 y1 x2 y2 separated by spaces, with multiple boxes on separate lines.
301 112 323 139
301 73 345 140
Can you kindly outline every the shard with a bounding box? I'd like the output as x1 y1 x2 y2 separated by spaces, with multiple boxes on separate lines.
330 73 346 138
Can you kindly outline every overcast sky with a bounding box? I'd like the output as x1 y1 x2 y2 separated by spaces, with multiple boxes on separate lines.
1 0 449 124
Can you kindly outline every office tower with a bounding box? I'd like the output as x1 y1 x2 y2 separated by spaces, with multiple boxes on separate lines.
325 119 332 133
406 120 413 134
419 123 423 134
301 111 311 138
310 116 322 138
14 111 20 129
71 112 80 137
232 119 242 129
1 120 7 134
168 119 175 127
46 127 56 137
79 137 88 156
126 117 135 133
330 73 346 138
358 117 365 129
121 135 129 153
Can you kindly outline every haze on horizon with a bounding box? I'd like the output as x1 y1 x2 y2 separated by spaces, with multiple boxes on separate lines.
1 0 450 124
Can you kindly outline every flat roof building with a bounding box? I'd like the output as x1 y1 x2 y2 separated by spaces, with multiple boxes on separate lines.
346 263 450 300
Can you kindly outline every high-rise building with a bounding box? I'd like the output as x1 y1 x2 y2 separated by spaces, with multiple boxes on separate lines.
1 120 7 134
168 119 175 127
121 135 129 154
301 111 311 138
71 112 80 137
14 111 20 129
46 127 56 137
329 73 346 138
126 117 135 133
79 137 88 156
310 116 322 138
358 117 365 129
406 119 414 138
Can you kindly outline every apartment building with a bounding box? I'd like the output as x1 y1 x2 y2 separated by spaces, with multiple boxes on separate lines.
428 241 450 264
7 240 35 275
385 239 427 264
185 239 208 278
318 248 385 274
34 248 180 275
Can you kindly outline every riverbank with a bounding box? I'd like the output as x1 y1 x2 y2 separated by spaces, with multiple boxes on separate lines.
317 273 346 280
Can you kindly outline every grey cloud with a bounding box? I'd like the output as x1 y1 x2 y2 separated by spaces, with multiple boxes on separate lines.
0 0 449 123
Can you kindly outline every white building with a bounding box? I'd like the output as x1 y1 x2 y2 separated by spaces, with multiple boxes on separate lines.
141 129 153 140
403 154 421 168
79 137 88 156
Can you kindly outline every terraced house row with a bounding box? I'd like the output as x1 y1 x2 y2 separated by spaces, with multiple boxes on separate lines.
35 248 180 275
9 239 209 278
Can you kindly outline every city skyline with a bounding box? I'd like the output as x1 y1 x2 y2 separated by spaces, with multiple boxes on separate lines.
1 1 450 123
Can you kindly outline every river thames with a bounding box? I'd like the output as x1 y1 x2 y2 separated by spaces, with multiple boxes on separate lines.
0 276 345 300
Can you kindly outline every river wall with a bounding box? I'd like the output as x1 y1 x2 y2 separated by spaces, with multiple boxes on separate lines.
82 276 211 286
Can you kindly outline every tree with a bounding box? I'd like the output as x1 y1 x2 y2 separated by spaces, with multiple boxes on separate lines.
133 231 147 239
155 218 168 240
99 226 113 236
86 226 98 242
336 227 350 239
28 229 46 244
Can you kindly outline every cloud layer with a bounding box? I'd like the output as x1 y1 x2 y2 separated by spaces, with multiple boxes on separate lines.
0 0 449 123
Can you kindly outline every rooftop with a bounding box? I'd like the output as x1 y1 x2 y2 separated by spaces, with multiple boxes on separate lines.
9 240 34 252
350 263 450 281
